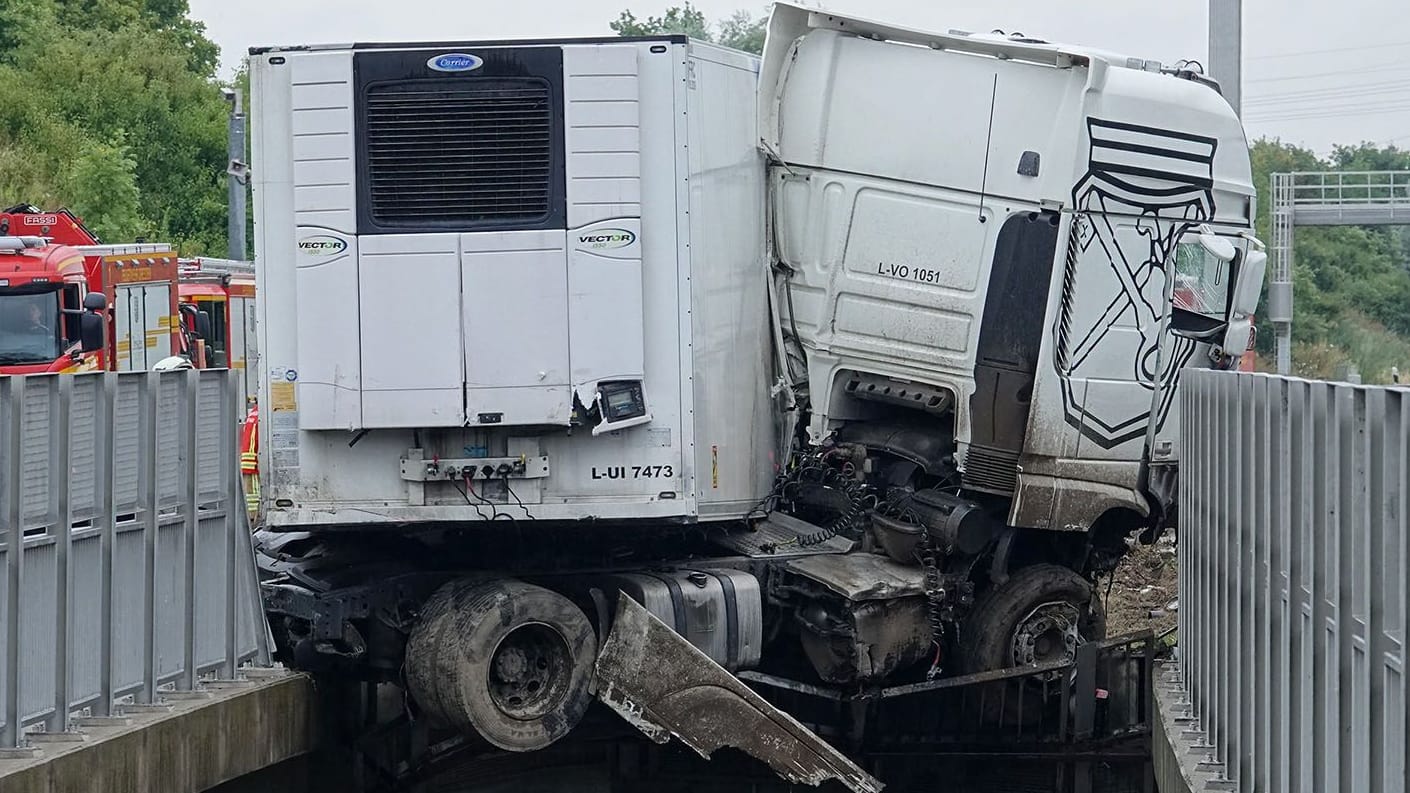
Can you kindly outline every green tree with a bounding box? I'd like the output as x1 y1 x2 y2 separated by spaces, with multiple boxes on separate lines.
0 0 233 253
611 3 710 40
611 4 767 54
717 9 767 53
65 134 144 242
1248 138 1410 381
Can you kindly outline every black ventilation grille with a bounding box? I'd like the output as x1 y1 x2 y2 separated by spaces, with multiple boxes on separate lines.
363 79 553 227
962 445 1021 496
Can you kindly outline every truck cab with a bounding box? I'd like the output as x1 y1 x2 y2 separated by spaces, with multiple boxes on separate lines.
761 3 1263 552
0 235 96 375
0 206 200 374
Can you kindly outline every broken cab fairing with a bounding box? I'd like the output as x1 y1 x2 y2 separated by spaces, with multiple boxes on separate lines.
595 594 885 793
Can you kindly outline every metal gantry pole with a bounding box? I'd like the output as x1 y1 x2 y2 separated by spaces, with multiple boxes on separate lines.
1270 174 1295 374
1208 0 1242 115
226 90 248 262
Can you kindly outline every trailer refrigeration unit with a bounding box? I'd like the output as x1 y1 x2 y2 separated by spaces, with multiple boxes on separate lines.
249 4 1265 788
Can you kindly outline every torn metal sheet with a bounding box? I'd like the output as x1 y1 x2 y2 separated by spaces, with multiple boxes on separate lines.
785 553 927 601
711 513 856 558
595 594 885 793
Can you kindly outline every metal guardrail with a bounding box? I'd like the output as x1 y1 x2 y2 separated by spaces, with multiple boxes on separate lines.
0 371 271 748
1178 371 1407 792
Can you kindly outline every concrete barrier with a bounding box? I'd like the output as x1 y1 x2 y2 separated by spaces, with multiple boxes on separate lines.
0 670 314 793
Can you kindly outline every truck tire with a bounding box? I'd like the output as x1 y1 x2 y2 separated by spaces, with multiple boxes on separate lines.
405 578 597 752
960 563 1105 673
957 564 1105 727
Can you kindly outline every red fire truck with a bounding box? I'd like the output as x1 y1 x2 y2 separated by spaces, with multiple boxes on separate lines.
178 256 258 408
0 206 191 375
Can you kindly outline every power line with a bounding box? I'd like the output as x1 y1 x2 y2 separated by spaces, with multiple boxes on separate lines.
1246 81 1410 108
1246 102 1410 123
1244 88 1410 117
1247 63 1410 85
1247 40 1410 61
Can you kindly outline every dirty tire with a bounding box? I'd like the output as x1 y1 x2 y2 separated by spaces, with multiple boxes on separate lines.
959 564 1105 727
404 578 597 752
960 563 1105 673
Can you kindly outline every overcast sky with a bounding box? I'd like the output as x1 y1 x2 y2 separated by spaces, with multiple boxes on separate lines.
188 0 1410 155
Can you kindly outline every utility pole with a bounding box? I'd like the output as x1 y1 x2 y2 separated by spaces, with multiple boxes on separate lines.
224 89 248 262
1208 0 1242 115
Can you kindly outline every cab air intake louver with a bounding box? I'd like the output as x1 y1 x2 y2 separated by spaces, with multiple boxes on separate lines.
364 79 552 226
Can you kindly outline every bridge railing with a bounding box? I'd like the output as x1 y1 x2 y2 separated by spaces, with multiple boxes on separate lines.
0 371 271 748
1280 170 1410 206
1179 370 1407 792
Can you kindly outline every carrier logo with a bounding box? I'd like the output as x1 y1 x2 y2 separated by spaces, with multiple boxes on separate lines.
427 53 484 73
577 229 637 250
298 235 347 256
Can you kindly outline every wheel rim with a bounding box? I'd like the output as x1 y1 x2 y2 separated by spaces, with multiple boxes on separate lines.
487 622 575 721
1011 601 1083 676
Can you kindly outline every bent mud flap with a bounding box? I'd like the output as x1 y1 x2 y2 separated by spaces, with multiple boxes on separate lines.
594 593 884 793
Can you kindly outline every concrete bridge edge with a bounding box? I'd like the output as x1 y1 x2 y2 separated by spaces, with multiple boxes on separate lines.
1152 660 1237 793
0 672 316 793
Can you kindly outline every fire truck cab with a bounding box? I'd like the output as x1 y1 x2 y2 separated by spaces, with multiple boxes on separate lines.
0 205 189 375
179 256 259 407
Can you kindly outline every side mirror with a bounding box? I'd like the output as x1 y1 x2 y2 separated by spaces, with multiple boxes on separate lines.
79 311 105 354
1198 229 1237 263
1231 249 1266 317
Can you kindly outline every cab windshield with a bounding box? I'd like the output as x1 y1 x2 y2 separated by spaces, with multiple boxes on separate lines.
0 288 64 365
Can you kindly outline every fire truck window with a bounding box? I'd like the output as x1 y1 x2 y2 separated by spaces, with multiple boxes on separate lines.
61 284 81 343
202 300 227 352
0 289 63 364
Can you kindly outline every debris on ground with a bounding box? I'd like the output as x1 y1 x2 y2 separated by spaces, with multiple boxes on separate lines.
1102 534 1178 637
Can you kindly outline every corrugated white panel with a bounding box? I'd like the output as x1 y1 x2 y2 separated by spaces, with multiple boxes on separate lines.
69 377 99 518
290 52 356 234
20 379 52 527
563 45 642 228
112 381 142 510
196 375 224 500
156 376 181 505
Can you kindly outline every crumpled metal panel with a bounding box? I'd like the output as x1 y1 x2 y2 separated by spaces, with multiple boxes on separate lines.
785 553 926 601
595 594 884 793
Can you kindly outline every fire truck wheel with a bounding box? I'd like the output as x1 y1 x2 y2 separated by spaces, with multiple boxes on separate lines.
405 578 597 752
960 564 1105 674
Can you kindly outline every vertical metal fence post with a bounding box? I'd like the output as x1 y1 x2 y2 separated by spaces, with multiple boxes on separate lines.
223 371 239 677
52 377 73 734
182 371 198 691
97 374 116 717
140 373 159 703
4 380 26 747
